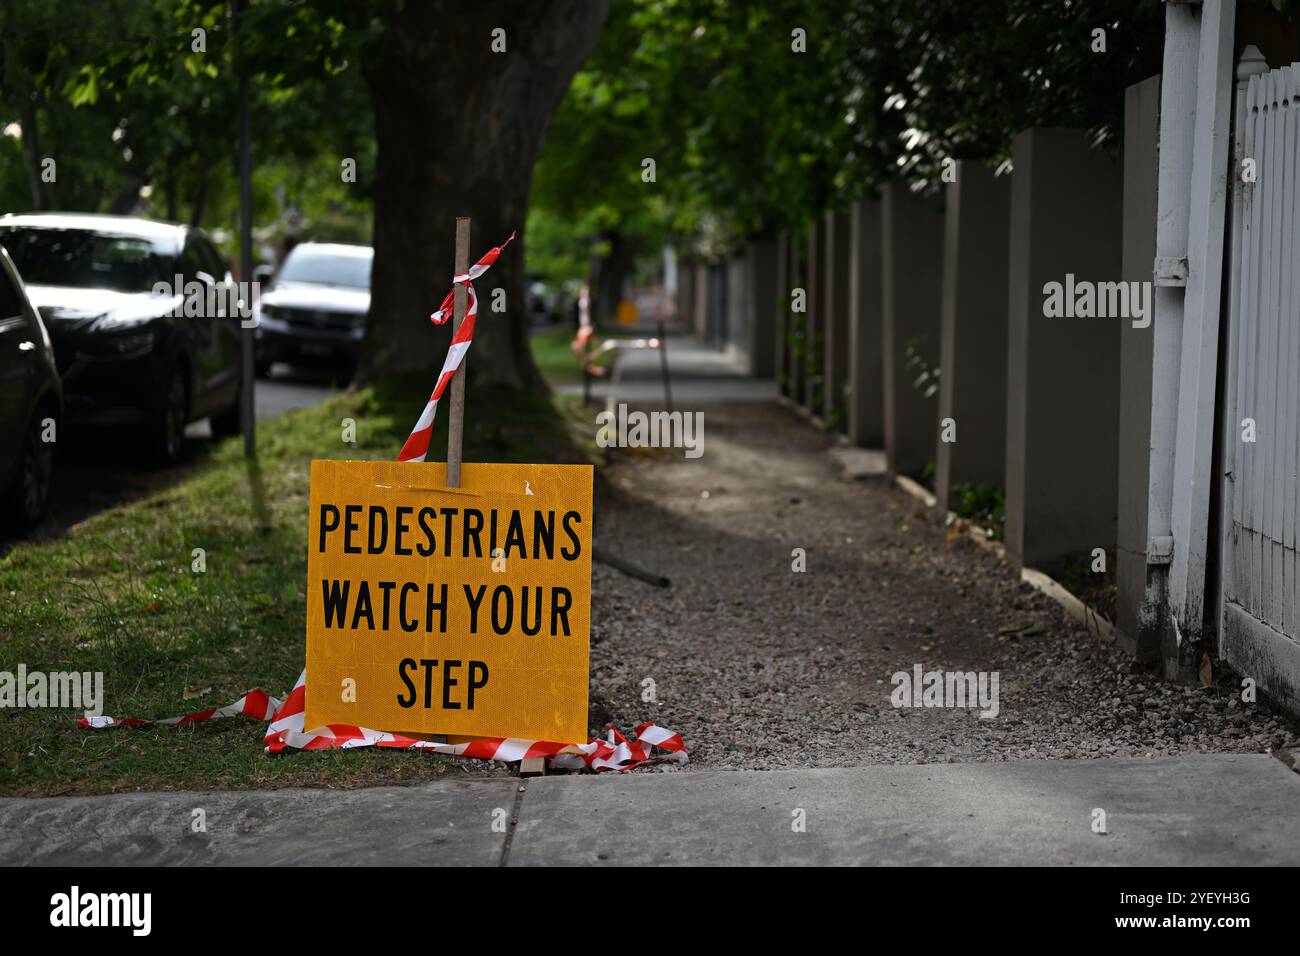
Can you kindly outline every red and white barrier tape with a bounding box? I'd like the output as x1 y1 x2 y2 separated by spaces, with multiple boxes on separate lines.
80 689 280 729
80 230 688 771
397 231 515 464
81 671 686 772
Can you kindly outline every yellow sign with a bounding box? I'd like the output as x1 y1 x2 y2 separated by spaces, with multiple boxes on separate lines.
303 460 592 743
617 300 639 325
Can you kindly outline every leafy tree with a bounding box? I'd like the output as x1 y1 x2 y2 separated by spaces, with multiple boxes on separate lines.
846 0 1165 185
0 0 373 258
529 0 862 316
526 1 678 323
529 0 1165 292
0 0 163 212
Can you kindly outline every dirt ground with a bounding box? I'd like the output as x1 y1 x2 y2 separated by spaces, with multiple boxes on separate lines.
587 402 1300 770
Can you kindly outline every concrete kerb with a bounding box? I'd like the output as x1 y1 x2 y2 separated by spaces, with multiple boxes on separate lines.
6 755 1300 866
827 442 888 480
1021 567 1117 644
894 474 937 509
776 392 827 432
0 778 520 867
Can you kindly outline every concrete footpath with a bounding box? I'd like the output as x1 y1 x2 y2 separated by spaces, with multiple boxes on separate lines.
3 753 1298 866
554 331 779 404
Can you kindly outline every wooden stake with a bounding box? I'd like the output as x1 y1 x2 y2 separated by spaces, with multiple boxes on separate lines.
446 217 471 488
519 757 547 777
430 218 471 750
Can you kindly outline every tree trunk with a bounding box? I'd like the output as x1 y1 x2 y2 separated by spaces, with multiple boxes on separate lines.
188 157 212 227
590 228 635 328
18 100 44 211
164 161 178 222
106 177 146 215
358 0 607 391
3 33 44 211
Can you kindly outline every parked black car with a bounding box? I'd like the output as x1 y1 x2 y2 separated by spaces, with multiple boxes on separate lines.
0 214 242 464
254 241 372 377
0 244 62 532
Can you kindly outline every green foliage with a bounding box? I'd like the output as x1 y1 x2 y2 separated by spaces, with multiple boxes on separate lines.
530 0 1165 278
527 1 678 287
531 323 588 386
525 205 599 290
821 386 846 435
1 0 1170 283
951 482 1005 534
851 0 1165 185
904 336 940 399
0 0 374 254
530 0 864 278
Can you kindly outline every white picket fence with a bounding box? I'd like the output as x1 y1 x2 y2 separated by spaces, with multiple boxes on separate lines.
1220 59 1300 708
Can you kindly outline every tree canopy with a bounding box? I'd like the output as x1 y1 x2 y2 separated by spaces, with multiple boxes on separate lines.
0 0 374 252
526 0 1167 293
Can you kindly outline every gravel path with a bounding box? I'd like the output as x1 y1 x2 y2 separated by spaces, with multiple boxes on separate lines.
589 402 1300 770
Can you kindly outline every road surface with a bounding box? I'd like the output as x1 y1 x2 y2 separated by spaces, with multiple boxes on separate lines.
3 365 333 548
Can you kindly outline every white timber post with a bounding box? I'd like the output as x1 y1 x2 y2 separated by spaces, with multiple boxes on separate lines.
1144 0 1236 676
1166 0 1236 659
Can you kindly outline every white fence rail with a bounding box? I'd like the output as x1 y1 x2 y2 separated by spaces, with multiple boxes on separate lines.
1220 58 1300 710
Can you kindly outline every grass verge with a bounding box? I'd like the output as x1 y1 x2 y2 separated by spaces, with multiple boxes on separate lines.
0 374 595 796
529 323 619 385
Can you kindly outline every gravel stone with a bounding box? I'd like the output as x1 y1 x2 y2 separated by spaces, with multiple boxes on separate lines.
587 403 1300 771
